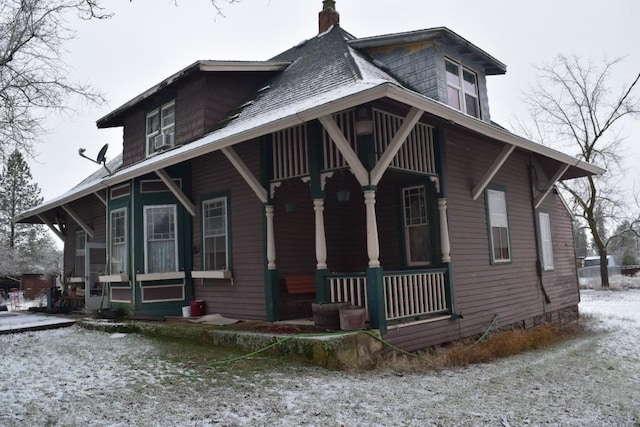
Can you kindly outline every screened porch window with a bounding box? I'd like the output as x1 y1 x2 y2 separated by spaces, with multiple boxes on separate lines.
539 212 554 270
144 205 178 273
74 230 86 278
202 197 229 270
110 208 128 274
403 186 431 266
486 188 511 263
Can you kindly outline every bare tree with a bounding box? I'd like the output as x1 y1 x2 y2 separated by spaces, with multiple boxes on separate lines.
0 0 111 158
522 55 640 288
0 0 239 159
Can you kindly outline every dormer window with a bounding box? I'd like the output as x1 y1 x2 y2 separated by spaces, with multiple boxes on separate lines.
146 101 175 156
445 58 480 118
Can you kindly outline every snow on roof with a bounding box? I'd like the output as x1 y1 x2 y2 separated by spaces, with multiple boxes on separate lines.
14 25 602 224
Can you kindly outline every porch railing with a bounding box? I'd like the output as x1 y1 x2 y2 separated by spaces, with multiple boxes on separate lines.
327 273 368 311
383 269 448 322
326 269 449 323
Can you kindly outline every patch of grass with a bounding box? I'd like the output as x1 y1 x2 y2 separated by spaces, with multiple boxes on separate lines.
379 320 593 373
149 334 313 375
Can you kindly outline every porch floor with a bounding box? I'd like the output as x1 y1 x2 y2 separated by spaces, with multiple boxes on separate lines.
76 315 382 370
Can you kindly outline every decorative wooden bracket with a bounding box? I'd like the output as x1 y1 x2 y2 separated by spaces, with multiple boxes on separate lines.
472 144 515 200
155 168 196 216
61 204 94 238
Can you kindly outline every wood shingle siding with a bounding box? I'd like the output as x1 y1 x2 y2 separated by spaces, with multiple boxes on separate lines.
121 72 272 168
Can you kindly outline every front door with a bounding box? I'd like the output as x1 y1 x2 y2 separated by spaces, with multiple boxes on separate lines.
84 243 107 312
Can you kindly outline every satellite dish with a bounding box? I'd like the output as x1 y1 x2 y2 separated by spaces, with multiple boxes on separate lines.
77 143 113 175
96 144 109 164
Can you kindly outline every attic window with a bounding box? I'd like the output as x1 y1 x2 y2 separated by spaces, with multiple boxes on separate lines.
445 58 480 118
146 101 176 156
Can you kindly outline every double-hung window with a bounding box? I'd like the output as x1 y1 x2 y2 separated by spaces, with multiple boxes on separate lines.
486 188 511 263
445 58 480 118
144 205 178 273
75 230 86 278
538 212 554 270
202 197 229 270
146 101 175 156
403 186 431 266
110 208 128 274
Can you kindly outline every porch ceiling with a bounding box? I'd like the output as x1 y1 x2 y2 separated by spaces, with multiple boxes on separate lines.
14 82 603 226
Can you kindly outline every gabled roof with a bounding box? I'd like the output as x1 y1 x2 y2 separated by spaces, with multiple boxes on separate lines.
14 25 603 224
349 27 506 75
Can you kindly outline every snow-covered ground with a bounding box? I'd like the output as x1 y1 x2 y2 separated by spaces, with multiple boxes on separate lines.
0 312 76 333
1 289 639 426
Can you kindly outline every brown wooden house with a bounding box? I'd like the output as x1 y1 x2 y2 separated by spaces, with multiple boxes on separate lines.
14 1 602 350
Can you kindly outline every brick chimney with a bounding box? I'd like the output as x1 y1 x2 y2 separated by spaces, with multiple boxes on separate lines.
319 0 339 33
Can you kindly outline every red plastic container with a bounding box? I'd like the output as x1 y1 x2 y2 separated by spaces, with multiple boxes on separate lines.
190 300 205 317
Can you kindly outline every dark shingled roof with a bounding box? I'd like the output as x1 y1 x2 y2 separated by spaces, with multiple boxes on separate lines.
219 25 398 127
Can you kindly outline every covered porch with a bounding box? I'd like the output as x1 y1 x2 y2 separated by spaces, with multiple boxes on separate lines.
262 104 455 332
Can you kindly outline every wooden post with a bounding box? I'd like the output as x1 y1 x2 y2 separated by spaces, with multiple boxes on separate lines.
314 199 328 269
265 204 276 270
364 189 380 267
438 198 451 263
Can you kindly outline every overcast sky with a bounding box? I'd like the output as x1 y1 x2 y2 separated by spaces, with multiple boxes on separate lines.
32 0 640 202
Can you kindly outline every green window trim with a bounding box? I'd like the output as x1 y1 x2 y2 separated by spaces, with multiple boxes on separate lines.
201 193 232 272
485 185 512 265
143 204 179 273
109 207 129 275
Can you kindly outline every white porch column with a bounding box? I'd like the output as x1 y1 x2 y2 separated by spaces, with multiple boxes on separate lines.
313 199 328 269
438 198 452 263
265 204 277 270
364 190 381 268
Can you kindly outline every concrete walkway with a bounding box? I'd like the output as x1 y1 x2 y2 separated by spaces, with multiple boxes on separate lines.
0 311 76 334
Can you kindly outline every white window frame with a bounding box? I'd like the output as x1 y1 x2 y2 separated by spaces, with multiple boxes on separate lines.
74 230 86 278
146 100 175 157
487 188 511 263
109 208 128 274
143 204 178 273
202 196 229 271
445 58 480 118
538 211 554 271
402 186 431 266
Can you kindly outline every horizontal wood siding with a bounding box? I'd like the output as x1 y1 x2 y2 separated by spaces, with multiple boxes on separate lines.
539 191 580 310
190 140 266 320
274 180 316 275
386 126 579 351
323 172 367 272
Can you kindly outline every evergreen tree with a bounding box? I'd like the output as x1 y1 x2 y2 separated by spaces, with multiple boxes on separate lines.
0 149 60 275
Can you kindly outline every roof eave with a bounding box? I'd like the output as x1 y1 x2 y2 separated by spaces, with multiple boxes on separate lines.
349 27 506 75
384 85 604 177
15 84 391 224
17 82 602 224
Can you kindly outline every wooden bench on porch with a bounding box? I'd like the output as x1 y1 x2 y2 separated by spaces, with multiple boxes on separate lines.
281 275 316 318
